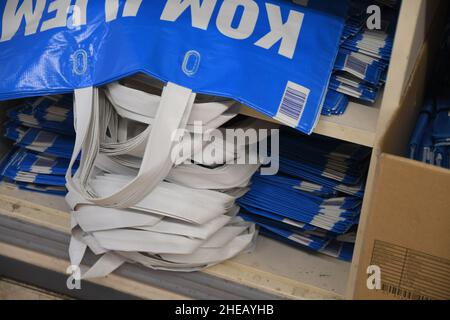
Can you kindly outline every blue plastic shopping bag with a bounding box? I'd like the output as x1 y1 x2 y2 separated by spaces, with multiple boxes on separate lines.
0 0 348 134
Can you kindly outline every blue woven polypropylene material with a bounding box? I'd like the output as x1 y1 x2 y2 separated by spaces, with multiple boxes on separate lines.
0 149 68 187
334 49 385 85
3 148 77 175
433 110 450 142
329 76 378 103
238 129 366 260
238 174 361 234
0 0 349 135
256 224 354 261
1 177 66 196
321 89 349 116
410 112 431 160
7 96 74 136
4 122 75 159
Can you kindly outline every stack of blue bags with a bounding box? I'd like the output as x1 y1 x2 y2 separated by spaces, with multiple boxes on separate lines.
0 95 75 195
409 17 450 170
238 129 371 261
322 0 399 116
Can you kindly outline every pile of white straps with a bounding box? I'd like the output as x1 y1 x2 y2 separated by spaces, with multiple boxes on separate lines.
65 80 268 278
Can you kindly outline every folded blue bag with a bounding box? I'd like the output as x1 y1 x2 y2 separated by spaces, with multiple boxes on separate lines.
1 177 67 196
240 206 319 232
279 159 366 197
3 149 77 176
0 149 67 187
342 13 396 61
409 112 431 160
418 122 435 164
239 174 361 234
258 222 329 251
0 0 349 135
238 128 366 260
7 102 74 136
322 0 400 116
240 207 356 241
341 17 364 44
334 49 385 85
276 130 369 198
329 75 378 103
342 37 393 61
296 178 339 198
251 173 362 210
432 110 450 142
4 122 75 159
257 226 354 261
321 89 350 116
278 134 370 183
280 129 371 161
239 198 359 234
408 16 450 171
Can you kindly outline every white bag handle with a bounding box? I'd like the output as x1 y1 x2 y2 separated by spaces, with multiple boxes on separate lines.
99 83 240 160
66 178 235 225
66 83 195 208
105 81 237 127
167 163 260 189
72 220 256 277
120 221 256 270
66 81 258 278
91 229 204 255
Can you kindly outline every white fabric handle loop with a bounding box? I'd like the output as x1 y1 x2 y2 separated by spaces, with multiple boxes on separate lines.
66 79 258 277
67 83 195 208
105 82 237 127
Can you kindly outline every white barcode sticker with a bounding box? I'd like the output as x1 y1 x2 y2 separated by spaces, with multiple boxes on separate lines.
345 54 368 79
275 81 310 128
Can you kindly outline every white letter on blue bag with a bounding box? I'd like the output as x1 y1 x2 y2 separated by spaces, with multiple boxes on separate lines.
105 0 119 22
160 0 217 30
41 0 72 32
1 0 46 42
123 0 143 17
67 0 88 28
255 4 304 59
106 0 142 22
216 0 259 40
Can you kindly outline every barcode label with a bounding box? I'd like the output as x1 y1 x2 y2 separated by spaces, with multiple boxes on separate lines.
381 284 432 301
275 81 310 128
345 55 368 78
371 240 450 300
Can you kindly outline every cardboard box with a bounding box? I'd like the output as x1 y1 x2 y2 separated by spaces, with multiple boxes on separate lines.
354 155 450 300
352 2 450 300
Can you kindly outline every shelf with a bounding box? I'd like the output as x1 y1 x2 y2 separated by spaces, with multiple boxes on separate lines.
0 0 442 301
0 279 64 300
0 183 349 300
240 95 381 148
